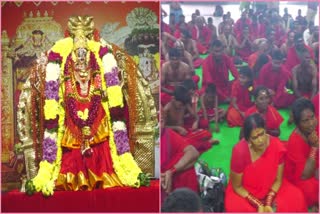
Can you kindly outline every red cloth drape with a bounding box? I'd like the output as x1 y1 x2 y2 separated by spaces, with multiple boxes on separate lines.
245 105 283 130
225 137 307 212
161 128 211 201
256 62 296 108
191 26 212 54
2 180 159 212
227 80 254 127
201 54 238 102
284 130 319 207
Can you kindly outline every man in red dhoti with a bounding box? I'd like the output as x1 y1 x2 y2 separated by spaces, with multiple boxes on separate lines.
284 98 319 211
163 86 216 153
235 25 254 62
225 113 307 212
234 11 252 38
285 33 315 72
201 40 239 102
191 16 212 54
256 50 295 108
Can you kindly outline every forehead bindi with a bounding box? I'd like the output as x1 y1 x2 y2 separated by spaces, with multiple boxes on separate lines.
301 109 314 121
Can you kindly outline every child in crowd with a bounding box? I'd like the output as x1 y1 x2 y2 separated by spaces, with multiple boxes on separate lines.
227 66 254 127
199 83 226 132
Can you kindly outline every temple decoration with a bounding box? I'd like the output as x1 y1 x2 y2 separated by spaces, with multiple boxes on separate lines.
1 11 63 191
100 7 159 174
15 15 156 196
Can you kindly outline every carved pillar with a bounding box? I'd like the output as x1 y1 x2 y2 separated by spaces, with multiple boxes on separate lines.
1 30 15 164
1 30 21 191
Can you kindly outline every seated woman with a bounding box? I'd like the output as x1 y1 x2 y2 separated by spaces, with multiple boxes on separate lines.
225 113 307 212
284 98 319 211
245 86 283 137
227 66 254 127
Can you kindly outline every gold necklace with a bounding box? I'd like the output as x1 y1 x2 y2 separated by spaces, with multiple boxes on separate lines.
69 67 95 103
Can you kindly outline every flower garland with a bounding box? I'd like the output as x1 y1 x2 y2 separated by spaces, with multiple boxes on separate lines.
112 121 130 155
30 37 142 196
90 39 142 186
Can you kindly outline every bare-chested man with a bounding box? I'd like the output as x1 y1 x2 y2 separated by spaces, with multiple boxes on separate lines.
163 86 219 147
165 40 194 74
161 48 191 106
180 29 203 68
292 49 318 100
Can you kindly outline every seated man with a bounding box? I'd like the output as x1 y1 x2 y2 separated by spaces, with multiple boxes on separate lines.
202 40 239 102
285 33 315 72
164 40 194 75
256 50 295 108
163 86 217 152
161 48 191 107
191 16 212 54
292 48 318 100
180 29 203 68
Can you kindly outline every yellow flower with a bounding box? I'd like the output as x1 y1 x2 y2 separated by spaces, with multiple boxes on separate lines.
153 52 160 70
248 86 253 92
107 86 124 108
32 161 54 192
87 40 101 54
77 108 89 120
44 100 59 120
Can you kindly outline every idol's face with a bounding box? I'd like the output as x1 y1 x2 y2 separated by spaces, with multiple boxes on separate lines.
74 48 90 82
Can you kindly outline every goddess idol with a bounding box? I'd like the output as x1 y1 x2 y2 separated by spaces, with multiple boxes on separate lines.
25 16 150 196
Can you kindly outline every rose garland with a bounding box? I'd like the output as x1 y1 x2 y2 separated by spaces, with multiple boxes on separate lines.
30 37 142 196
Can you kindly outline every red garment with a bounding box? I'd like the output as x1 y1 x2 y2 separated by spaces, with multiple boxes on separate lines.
285 45 315 72
245 105 283 131
160 85 175 107
225 137 307 212
247 52 271 69
249 23 260 40
191 26 212 54
284 130 319 207
193 58 204 68
227 80 254 127
256 62 296 108
160 128 211 201
162 22 171 34
198 108 225 129
234 18 252 38
201 54 239 102
273 24 286 47
235 35 254 62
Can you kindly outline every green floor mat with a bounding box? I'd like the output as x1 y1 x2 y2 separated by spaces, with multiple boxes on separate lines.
195 57 296 180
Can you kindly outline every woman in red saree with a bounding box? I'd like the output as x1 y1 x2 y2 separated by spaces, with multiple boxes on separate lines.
245 86 283 137
227 66 254 127
225 113 307 212
284 98 319 211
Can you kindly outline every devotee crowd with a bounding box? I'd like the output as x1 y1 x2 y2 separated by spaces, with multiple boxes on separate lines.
160 2 319 212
